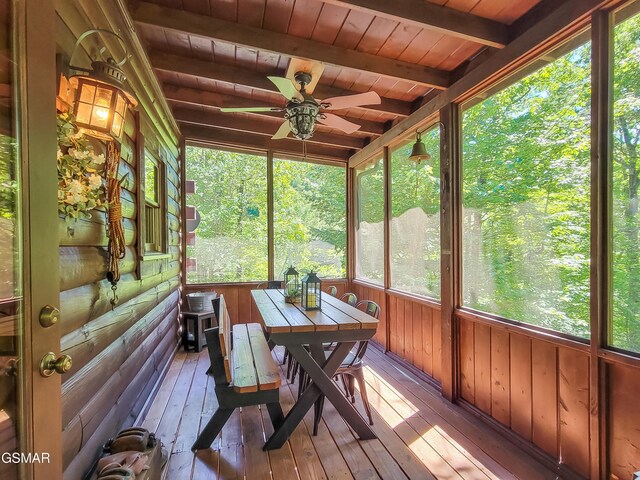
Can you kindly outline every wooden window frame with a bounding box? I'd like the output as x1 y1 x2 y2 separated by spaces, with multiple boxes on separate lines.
353 153 386 287
137 130 170 268
182 141 349 286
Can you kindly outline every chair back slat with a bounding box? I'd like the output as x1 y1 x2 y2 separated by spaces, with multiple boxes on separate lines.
326 285 338 297
341 292 358 306
346 300 381 364
356 300 380 320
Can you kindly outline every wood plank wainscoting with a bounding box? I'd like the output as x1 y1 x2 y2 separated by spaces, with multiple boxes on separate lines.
55 2 182 478
456 311 590 479
183 279 349 327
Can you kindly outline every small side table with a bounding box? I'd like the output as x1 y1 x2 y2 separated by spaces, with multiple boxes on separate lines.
182 310 217 352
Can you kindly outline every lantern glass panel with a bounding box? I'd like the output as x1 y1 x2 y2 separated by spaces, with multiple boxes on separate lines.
90 106 109 129
95 87 113 108
301 272 322 310
115 93 127 116
284 267 299 297
76 102 92 124
112 113 123 138
79 83 96 103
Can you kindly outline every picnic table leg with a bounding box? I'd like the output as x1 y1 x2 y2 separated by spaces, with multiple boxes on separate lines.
302 342 376 441
263 342 353 450
192 407 234 451
266 401 284 428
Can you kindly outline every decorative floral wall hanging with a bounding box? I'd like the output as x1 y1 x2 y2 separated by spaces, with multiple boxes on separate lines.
57 112 106 223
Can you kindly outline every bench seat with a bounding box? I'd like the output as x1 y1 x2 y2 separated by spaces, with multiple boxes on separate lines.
191 294 283 452
231 323 281 393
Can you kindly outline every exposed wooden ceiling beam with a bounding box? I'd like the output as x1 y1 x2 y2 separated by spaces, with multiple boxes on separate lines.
149 51 412 117
180 124 352 161
320 0 509 48
349 0 606 167
163 84 386 136
131 2 450 89
173 107 366 150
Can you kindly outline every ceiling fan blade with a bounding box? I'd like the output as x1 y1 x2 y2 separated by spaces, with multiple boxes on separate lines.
322 91 381 110
272 120 291 140
268 76 304 102
219 106 282 112
318 113 361 134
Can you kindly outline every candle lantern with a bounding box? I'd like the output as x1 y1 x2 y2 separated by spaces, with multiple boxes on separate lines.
301 270 322 311
283 265 300 303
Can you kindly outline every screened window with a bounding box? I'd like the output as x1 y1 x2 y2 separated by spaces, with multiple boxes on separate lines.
273 158 346 279
612 9 640 352
355 157 384 284
390 128 441 298
143 154 165 254
461 38 592 337
185 146 268 283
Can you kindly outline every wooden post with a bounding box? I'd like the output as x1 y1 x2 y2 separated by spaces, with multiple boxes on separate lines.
439 103 461 402
590 9 612 479
383 146 391 352
267 150 274 281
180 136 187 302
346 164 354 282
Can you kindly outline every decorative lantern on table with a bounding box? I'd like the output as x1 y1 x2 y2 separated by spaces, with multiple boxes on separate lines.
301 270 322 311
283 266 300 303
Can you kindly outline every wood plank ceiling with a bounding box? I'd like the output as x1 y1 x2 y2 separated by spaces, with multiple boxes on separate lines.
130 0 542 161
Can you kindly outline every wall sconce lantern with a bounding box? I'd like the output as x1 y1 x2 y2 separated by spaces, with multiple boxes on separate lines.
408 130 431 163
68 29 137 141
301 270 322 311
283 265 300 303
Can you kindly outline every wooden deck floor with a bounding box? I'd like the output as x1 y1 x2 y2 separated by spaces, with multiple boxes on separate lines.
142 345 559 480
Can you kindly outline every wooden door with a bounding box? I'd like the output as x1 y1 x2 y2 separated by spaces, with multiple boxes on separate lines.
0 0 61 479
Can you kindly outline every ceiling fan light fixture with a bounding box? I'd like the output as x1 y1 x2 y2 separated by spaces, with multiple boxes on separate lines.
286 102 319 140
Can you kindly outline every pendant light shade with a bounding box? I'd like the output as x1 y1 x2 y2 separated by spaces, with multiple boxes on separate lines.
409 131 431 163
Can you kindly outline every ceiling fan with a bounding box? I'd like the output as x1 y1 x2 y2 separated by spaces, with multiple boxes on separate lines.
219 71 381 140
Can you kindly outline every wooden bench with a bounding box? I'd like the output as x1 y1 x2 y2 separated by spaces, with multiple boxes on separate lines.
191 294 283 451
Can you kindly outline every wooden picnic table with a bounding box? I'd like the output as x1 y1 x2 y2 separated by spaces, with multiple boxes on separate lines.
251 289 379 450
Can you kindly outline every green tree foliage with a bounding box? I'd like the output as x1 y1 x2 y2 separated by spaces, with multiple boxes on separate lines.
462 40 592 337
612 12 640 351
186 147 268 283
273 158 346 279
186 147 346 283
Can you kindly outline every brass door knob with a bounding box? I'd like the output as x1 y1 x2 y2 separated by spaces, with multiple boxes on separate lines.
39 352 72 377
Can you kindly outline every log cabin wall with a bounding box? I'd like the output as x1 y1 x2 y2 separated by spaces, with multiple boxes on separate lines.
54 2 182 479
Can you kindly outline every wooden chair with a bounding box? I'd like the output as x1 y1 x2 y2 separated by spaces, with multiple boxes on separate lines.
326 285 338 297
340 292 358 306
191 295 284 451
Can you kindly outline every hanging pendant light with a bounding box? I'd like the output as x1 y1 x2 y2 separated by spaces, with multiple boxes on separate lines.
408 130 431 163
67 29 138 142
